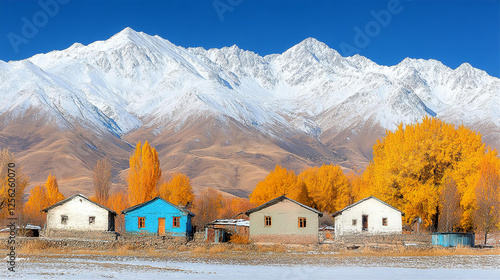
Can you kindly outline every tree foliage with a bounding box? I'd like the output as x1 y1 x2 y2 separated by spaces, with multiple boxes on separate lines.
93 158 112 205
105 191 130 233
127 141 162 205
249 165 309 205
365 117 487 229
438 175 462 232
299 164 351 213
192 188 223 229
24 174 65 225
473 152 500 244
158 173 194 207
192 187 254 229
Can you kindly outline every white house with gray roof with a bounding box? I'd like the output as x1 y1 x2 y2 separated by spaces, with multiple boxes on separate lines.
41 194 117 235
332 196 403 239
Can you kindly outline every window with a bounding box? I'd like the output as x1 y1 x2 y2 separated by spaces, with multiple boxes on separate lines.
89 216 95 225
264 216 272 227
382 218 388 226
298 217 307 228
352 219 357 226
173 217 180 228
61 215 68 225
138 217 145 228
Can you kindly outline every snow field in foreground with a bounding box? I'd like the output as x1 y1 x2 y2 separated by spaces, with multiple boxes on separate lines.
1 255 499 280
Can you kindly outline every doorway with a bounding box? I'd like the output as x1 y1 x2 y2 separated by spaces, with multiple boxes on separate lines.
362 215 368 231
158 218 165 236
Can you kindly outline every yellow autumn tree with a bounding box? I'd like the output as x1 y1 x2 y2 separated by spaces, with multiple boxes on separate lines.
347 169 373 203
365 117 486 229
24 174 65 225
23 185 48 225
45 174 65 205
299 164 351 213
250 165 309 205
473 151 500 244
106 191 130 232
127 141 162 205
158 173 194 207
219 196 256 219
192 188 224 228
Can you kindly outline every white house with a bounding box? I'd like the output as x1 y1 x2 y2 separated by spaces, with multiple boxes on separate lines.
41 194 117 235
332 196 403 239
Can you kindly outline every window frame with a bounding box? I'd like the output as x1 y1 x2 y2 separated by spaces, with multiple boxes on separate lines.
382 217 388 226
138 217 146 229
172 216 181 228
61 215 68 225
264 216 272 227
352 219 357 226
298 217 307 228
89 216 95 225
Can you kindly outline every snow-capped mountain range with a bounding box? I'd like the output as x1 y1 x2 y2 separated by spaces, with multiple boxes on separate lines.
2 27 499 137
1 27 499 195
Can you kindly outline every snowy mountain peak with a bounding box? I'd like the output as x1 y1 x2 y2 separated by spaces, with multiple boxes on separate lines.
109 27 151 46
0 29 498 139
285 37 341 61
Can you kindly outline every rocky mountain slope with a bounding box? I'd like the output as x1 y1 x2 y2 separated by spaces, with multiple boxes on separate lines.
1 28 498 197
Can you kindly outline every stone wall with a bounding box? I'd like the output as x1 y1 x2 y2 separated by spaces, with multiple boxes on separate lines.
0 234 192 250
336 234 431 246
44 229 119 241
250 234 318 244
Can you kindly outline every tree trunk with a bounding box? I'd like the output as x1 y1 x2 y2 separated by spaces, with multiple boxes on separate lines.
484 231 489 245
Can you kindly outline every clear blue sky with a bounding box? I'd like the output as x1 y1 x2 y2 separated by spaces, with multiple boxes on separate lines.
1 0 499 77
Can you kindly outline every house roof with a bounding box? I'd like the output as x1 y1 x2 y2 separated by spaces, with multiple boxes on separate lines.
245 195 323 216
331 196 403 218
121 196 195 216
40 194 117 215
207 219 249 227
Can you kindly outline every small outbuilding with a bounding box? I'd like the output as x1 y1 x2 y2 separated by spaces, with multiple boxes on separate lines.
41 194 117 239
245 195 323 244
205 219 249 243
332 196 403 239
431 232 475 247
121 196 194 237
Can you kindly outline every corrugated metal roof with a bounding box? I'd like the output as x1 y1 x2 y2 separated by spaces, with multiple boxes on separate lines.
207 219 249 227
245 195 323 216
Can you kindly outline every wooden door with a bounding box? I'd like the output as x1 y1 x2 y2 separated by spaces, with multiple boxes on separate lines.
362 215 368 231
158 218 166 236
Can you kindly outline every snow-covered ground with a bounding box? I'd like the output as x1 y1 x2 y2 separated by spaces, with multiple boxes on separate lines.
2 255 499 279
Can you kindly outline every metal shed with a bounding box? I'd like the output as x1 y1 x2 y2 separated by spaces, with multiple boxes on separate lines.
431 232 475 247
205 219 249 243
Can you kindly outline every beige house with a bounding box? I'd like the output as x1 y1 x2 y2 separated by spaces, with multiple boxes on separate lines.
245 196 323 244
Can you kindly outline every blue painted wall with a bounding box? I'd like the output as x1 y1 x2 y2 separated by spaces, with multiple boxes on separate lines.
431 233 475 247
123 198 193 237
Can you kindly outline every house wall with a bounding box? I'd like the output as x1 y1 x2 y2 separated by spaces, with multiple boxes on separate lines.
124 199 192 237
46 196 111 231
249 200 319 244
334 198 402 239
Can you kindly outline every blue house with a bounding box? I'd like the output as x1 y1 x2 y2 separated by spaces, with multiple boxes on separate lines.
121 197 194 237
